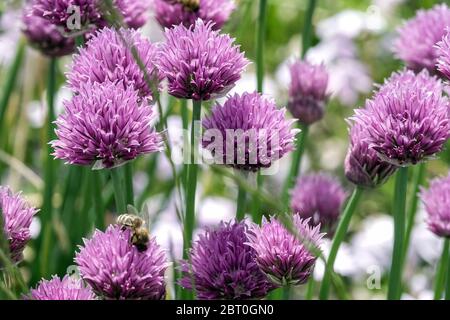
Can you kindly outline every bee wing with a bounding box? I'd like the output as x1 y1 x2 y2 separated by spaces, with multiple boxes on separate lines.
139 202 151 232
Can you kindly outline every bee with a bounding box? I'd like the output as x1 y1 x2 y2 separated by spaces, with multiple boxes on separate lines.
173 0 200 11
117 207 150 252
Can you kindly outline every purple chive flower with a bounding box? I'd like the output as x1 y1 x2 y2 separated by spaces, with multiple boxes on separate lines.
32 0 150 33
344 122 398 188
0 187 38 264
75 225 168 300
202 92 298 171
32 0 102 33
290 173 347 233
180 220 274 300
420 173 450 238
351 69 450 166
157 19 248 101
247 216 324 286
288 60 329 125
436 28 450 81
394 4 450 73
67 27 160 98
22 8 75 57
27 275 96 300
51 81 163 169
153 0 235 30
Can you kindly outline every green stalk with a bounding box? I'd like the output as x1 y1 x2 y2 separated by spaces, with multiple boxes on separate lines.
181 99 189 189
39 58 58 278
445 239 450 300
0 39 25 125
281 123 308 208
183 100 201 258
387 166 409 300
434 239 450 300
319 186 363 299
124 162 134 206
305 277 315 300
236 182 247 221
302 0 317 57
282 285 290 300
251 0 267 224
110 167 126 213
92 171 105 230
256 0 267 93
403 163 426 260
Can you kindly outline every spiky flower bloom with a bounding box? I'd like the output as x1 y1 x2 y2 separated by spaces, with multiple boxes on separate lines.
0 187 38 264
67 27 160 98
393 4 450 73
288 60 329 125
75 225 168 300
351 69 450 166
51 81 163 169
202 92 298 171
344 122 398 188
436 29 450 81
290 173 347 234
180 220 274 300
420 174 450 238
27 275 96 300
22 8 75 57
153 0 235 30
157 19 248 101
247 216 324 286
32 0 150 33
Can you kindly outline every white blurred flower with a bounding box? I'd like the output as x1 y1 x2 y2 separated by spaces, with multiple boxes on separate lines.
314 239 358 281
317 9 386 40
198 197 235 227
0 10 21 67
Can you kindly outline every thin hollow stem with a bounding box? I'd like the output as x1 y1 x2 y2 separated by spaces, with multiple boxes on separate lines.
124 162 134 206
181 99 189 189
319 186 363 300
256 0 267 93
236 180 247 221
281 123 308 208
445 239 450 300
92 171 105 230
110 167 126 214
0 39 25 125
39 58 58 279
434 239 449 300
387 166 409 300
305 277 315 300
183 100 201 258
282 285 290 300
302 0 317 57
403 163 426 261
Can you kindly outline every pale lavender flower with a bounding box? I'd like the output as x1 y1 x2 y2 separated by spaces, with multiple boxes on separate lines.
114 0 151 29
67 27 160 98
202 92 298 171
420 173 450 238
247 216 324 286
27 275 96 300
394 4 450 73
180 220 274 300
75 225 168 300
153 0 235 30
436 28 450 81
157 19 248 101
51 81 163 169
0 187 38 263
352 69 450 166
344 122 397 188
288 60 329 125
22 8 75 57
290 173 347 234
